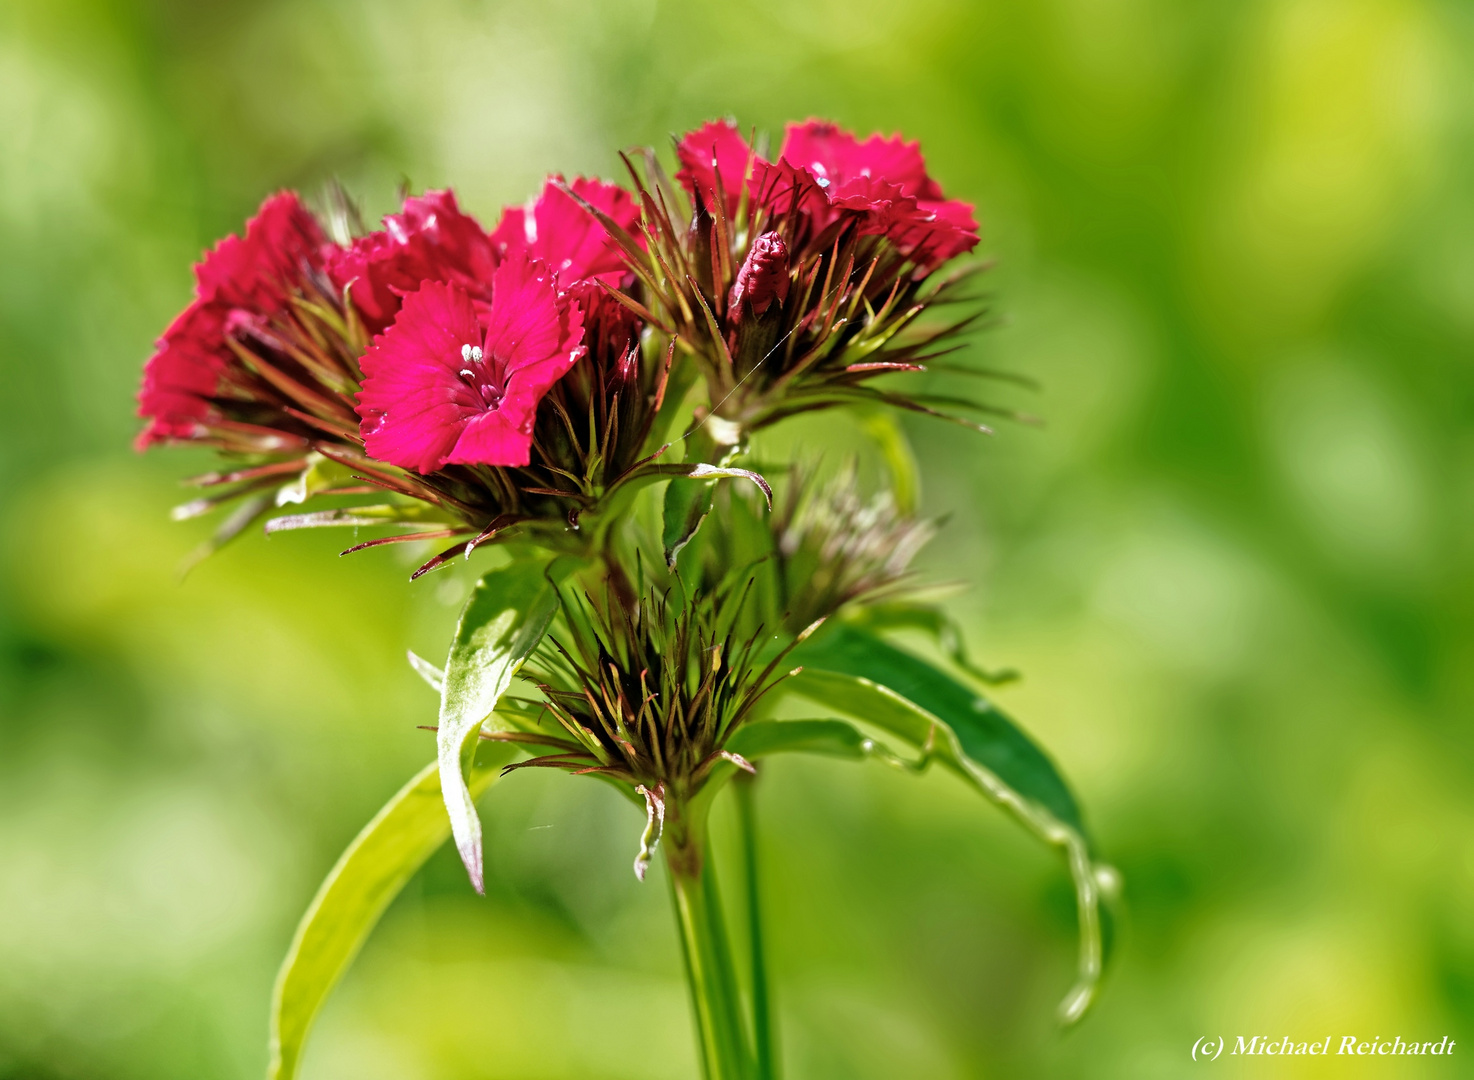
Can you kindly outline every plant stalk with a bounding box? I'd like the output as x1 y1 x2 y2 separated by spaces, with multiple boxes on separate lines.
735 774 776 1079
666 812 754 1080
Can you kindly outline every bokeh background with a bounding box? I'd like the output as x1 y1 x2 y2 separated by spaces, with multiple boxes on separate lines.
3 0 1473 1076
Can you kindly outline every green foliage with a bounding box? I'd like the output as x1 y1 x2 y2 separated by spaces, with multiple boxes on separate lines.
436 560 564 892
267 741 517 1080
787 622 1112 1022
7 0 1469 1077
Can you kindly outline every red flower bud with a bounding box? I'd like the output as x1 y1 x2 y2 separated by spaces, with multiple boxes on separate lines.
728 231 790 318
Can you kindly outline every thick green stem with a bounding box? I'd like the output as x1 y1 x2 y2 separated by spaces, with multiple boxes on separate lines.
735 775 776 1079
666 813 754 1080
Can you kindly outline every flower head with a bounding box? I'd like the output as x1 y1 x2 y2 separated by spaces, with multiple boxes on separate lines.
135 191 338 450
675 119 759 218
775 120 978 269
356 255 586 473
618 118 994 440
327 190 500 334
778 121 943 200
491 176 640 285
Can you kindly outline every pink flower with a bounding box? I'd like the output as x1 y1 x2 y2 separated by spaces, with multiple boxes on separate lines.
676 120 762 218
491 176 640 285
195 191 329 308
356 255 586 473
136 192 328 448
776 120 979 270
328 190 500 333
778 121 943 201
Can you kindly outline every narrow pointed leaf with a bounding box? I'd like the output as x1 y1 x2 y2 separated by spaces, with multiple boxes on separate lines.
847 603 1020 685
407 650 445 694
787 622 1113 1023
727 718 875 761
641 461 773 507
267 741 516 1080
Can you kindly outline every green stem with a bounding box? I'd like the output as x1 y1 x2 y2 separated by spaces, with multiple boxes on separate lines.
735 775 776 1079
666 813 754 1080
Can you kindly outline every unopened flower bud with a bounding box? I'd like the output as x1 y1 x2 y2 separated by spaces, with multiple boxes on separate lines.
728 232 790 318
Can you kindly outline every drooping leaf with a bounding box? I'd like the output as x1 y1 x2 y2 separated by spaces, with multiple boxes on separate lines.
792 623 1077 827
663 477 715 569
847 602 1020 685
660 428 750 569
267 740 517 1080
438 560 562 892
786 622 1114 1023
264 505 448 533
273 452 360 507
631 461 773 507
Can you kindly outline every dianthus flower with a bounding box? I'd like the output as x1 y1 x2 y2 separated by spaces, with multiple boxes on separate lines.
598 118 996 441
355 256 586 472
327 190 501 335
136 191 341 450
776 119 979 270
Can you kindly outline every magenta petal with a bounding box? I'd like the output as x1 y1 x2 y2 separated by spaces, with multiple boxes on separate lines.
481 254 575 374
329 189 499 333
676 119 762 218
355 257 585 473
779 120 942 201
901 199 980 271
445 409 534 467
492 176 640 285
356 281 486 474
195 191 326 309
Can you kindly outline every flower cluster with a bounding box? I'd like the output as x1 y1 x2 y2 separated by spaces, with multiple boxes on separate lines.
135 120 1119 1069
137 118 991 575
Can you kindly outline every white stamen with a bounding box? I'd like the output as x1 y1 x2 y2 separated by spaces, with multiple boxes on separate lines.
459 369 475 379
461 344 472 362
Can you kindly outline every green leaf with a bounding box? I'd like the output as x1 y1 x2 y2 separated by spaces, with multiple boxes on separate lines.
793 624 1078 827
634 461 773 507
267 740 517 1080
847 602 1020 686
273 452 359 507
406 650 444 694
264 504 451 533
438 560 561 892
786 623 1114 1024
728 718 874 761
858 409 921 516
662 471 715 569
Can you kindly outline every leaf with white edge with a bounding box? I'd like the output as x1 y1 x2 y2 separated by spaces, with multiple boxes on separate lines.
407 650 444 694
787 622 1116 1024
265 503 452 533
662 475 715 569
438 560 563 893
637 461 773 508
267 740 516 1080
274 452 358 507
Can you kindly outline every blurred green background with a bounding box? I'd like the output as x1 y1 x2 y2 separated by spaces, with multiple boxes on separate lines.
2 0 1472 1076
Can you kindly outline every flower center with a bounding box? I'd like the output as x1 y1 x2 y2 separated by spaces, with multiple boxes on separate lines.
458 343 504 410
